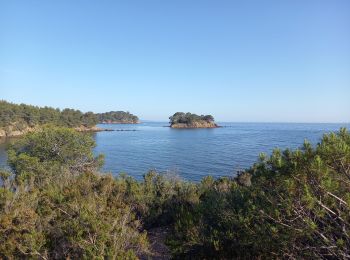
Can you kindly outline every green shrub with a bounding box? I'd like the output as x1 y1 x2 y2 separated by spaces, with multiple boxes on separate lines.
168 128 350 259
7 126 104 187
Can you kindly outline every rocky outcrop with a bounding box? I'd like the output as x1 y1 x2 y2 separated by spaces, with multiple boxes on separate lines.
170 121 218 129
0 124 112 138
0 129 6 138
0 124 38 138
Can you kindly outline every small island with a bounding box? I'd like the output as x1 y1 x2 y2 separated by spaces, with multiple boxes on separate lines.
169 112 218 128
98 111 139 124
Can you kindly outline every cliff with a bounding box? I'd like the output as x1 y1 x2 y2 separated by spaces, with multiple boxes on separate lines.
170 120 218 129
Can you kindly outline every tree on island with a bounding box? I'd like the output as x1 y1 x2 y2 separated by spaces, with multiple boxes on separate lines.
169 112 215 125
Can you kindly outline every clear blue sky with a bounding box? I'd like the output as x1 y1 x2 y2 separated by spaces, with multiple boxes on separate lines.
1 0 349 122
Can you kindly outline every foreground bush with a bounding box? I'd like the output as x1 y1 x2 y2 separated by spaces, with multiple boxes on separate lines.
0 127 147 259
168 128 350 259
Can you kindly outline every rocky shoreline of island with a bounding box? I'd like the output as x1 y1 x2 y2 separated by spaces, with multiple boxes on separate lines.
170 121 218 128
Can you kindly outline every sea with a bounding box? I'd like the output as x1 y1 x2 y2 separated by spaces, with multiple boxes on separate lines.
1 122 349 181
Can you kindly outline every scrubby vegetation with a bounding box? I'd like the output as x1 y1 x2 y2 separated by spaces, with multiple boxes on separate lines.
98 111 139 124
1 126 350 259
166 129 350 258
0 127 147 259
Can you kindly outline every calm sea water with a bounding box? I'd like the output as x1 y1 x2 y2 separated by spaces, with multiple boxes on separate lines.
1 122 349 181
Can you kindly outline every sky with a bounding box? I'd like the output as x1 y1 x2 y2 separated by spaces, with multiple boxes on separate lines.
0 0 349 122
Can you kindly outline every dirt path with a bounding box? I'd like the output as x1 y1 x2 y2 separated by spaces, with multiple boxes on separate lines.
140 227 171 260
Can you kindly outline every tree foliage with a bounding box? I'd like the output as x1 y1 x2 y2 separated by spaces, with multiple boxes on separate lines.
169 112 215 125
0 100 98 128
7 127 104 186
